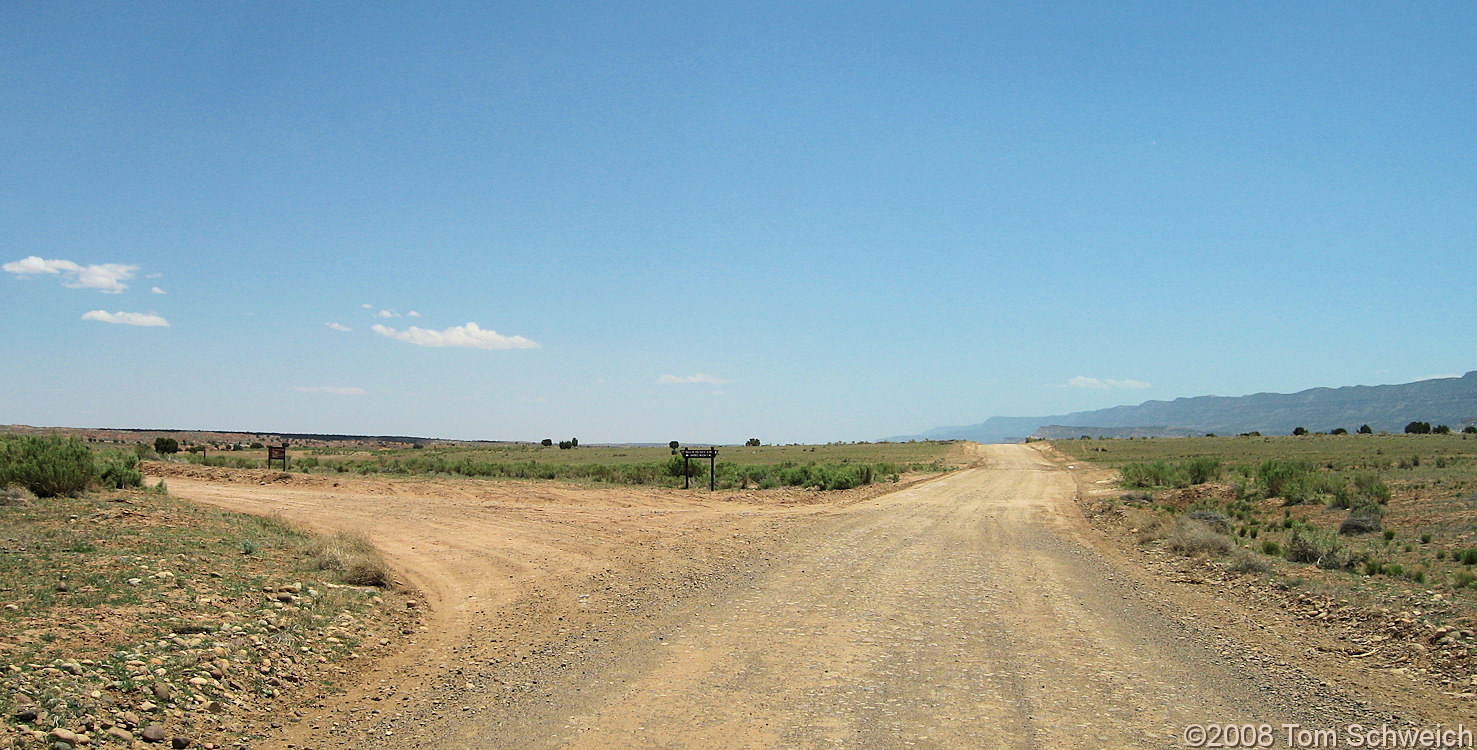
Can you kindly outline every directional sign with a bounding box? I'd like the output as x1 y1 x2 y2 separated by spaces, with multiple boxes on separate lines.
679 448 718 490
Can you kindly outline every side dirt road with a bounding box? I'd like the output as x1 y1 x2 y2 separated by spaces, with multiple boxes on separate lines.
162 445 1468 749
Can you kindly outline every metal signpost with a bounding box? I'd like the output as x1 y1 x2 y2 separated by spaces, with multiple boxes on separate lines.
680 447 718 491
267 445 288 471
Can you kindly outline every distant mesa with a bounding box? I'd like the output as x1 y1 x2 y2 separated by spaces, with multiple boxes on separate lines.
890 371 1477 444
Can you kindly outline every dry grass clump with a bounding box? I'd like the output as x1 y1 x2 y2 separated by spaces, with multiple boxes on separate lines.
1125 507 1173 544
1 484 36 506
1165 516 1235 557
306 532 394 588
1227 547 1273 574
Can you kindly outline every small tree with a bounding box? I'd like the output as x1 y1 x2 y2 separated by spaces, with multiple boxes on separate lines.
669 440 679 454
1405 421 1432 435
154 437 179 455
558 440 572 450
1358 424 1373 435
1292 427 1308 436
1433 424 1452 434
1330 427 1349 435
745 438 761 447
541 439 553 447
570 438 578 448
1464 425 1477 434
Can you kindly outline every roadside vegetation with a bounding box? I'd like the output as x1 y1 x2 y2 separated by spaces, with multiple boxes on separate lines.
1 435 404 748
155 440 962 491
1057 433 1477 595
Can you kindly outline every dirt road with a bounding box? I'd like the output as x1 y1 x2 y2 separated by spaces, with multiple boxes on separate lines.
164 445 1433 749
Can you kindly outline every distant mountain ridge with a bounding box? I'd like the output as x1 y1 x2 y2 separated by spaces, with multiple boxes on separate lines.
892 372 1477 444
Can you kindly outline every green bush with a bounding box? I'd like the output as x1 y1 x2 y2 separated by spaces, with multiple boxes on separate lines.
99 453 144 489
0 435 97 497
1120 461 1187 488
1256 459 1315 500
1260 539 1283 556
1281 472 1345 506
1351 472 1391 504
1457 549 1477 566
1183 457 1222 485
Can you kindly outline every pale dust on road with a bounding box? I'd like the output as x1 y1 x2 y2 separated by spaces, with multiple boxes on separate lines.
166 445 1401 749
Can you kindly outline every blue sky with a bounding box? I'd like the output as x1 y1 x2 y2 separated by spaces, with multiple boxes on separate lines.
2 2 1473 444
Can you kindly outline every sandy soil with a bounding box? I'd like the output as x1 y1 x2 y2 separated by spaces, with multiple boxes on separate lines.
158 445 1468 749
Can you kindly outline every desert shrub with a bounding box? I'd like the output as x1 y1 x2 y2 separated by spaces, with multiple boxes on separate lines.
1227 548 1272 573
1125 507 1173 544
0 435 97 497
1120 461 1187 488
154 437 179 454
1351 472 1391 504
1420 533 1432 544
306 532 392 588
1186 510 1232 535
1338 515 1382 536
1454 571 1477 588
1260 539 1283 556
1166 517 1234 557
1183 457 1223 485
1281 472 1345 506
1256 459 1314 500
98 453 144 489
1457 549 1477 566
1404 421 1431 435
1286 526 1344 568
1382 529 1396 541
0 485 36 507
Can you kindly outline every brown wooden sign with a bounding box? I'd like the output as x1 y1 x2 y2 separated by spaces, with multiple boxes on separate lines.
680 448 718 491
267 445 288 470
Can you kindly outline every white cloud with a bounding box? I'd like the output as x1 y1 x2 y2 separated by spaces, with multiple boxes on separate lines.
81 310 169 327
657 373 731 385
371 322 539 350
376 310 400 318
361 303 374 309
407 310 421 318
296 386 367 396
150 286 165 294
4 256 77 275
5 256 137 293
325 322 351 332
1066 376 1151 390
